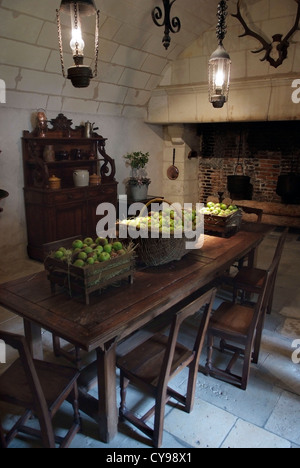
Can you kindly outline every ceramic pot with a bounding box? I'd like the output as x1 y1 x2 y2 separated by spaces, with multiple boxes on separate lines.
73 170 89 187
90 173 101 186
130 184 148 201
49 175 61 190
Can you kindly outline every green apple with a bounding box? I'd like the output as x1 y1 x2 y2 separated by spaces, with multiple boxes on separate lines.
84 246 93 254
87 257 95 265
99 252 110 262
73 259 85 268
112 241 123 251
78 251 88 261
103 244 112 254
72 239 83 250
96 237 108 246
54 250 64 259
83 237 94 245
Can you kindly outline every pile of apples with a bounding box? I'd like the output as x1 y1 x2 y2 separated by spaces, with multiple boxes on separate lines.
52 237 126 268
120 207 200 235
201 202 239 217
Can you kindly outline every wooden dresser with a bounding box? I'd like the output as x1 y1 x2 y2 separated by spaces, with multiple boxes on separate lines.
22 113 118 261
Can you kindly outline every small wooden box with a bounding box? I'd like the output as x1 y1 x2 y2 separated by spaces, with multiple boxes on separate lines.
44 237 136 305
204 209 242 238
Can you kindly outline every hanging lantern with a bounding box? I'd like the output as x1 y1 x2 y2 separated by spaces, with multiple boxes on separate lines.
56 0 100 88
208 0 231 108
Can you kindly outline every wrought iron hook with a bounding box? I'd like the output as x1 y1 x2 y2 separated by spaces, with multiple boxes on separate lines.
152 0 181 49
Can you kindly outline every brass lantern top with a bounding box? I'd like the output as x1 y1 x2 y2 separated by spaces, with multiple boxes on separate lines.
59 0 97 16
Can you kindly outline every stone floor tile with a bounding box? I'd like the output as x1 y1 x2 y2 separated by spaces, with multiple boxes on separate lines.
164 398 237 448
194 368 282 428
221 419 291 448
280 318 300 339
265 391 300 445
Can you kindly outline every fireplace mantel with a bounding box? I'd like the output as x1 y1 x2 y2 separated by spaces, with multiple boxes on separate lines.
147 76 299 124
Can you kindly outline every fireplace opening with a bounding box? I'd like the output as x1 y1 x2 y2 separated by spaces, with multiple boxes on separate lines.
195 121 300 204
276 173 300 204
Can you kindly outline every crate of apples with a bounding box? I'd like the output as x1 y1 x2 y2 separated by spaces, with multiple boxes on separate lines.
201 202 242 237
44 236 136 304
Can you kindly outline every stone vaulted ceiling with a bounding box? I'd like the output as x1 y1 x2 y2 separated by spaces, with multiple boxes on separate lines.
0 0 226 116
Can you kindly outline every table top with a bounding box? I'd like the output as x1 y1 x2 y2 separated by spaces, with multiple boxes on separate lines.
0 224 272 352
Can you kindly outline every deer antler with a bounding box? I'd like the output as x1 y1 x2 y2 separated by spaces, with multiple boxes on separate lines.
232 0 272 62
282 0 300 43
232 0 300 68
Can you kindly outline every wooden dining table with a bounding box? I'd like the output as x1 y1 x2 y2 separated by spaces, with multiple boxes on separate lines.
0 223 272 443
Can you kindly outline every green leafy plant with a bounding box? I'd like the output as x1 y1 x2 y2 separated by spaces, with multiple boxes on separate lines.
124 151 151 186
124 151 149 170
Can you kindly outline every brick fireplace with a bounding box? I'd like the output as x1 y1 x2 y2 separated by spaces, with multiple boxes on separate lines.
193 121 300 228
197 121 300 204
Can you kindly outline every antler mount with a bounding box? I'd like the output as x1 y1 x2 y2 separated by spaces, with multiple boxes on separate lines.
232 0 300 68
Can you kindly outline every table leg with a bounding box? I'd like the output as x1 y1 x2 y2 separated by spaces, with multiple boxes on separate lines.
23 319 43 359
96 339 118 443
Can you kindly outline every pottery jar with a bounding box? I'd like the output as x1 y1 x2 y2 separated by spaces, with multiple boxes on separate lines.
73 170 89 187
89 173 101 186
49 175 61 190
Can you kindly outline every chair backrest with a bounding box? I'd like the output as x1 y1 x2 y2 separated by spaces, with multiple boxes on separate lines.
265 227 289 308
156 288 216 392
248 228 288 335
237 205 263 223
0 330 55 447
271 227 288 267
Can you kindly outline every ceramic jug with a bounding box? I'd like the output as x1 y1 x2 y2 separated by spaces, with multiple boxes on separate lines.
73 170 89 187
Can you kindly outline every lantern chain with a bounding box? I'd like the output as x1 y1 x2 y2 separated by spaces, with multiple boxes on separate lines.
56 9 66 78
74 2 80 57
216 0 228 45
93 10 100 78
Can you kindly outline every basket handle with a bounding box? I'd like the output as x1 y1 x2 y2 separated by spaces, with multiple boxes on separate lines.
139 198 181 218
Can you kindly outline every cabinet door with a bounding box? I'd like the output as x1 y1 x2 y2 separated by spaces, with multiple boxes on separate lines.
55 201 87 240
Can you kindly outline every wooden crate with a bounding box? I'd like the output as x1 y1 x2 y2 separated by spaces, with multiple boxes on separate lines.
204 209 242 238
44 237 136 305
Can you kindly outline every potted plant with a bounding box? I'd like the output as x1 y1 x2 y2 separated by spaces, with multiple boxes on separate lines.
124 151 151 201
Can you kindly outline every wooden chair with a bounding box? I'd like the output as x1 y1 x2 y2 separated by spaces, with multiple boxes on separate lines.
0 331 81 448
237 204 263 224
233 227 288 314
117 288 216 448
236 205 263 270
204 234 286 391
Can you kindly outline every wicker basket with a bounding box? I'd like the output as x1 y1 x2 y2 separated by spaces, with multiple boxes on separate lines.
128 198 197 267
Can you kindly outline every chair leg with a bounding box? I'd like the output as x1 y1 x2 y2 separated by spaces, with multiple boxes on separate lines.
240 343 253 391
252 313 265 364
205 333 214 373
71 383 81 429
153 396 165 448
0 420 7 448
119 372 129 419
